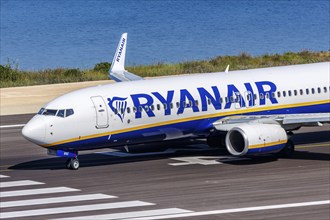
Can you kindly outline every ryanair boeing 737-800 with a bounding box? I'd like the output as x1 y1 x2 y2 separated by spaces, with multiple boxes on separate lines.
22 33 330 170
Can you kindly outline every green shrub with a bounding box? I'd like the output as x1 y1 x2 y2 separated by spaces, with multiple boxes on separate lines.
63 69 82 78
0 64 20 82
94 62 111 74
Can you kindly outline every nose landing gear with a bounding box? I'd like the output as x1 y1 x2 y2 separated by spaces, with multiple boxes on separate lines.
66 157 80 170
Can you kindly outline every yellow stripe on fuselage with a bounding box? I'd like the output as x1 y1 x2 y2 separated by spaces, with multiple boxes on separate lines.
42 99 329 147
249 140 287 149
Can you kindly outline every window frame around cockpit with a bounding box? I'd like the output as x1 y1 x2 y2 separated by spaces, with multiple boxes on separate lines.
37 108 75 118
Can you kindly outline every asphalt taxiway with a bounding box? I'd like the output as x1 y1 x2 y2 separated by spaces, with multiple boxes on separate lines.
0 114 329 219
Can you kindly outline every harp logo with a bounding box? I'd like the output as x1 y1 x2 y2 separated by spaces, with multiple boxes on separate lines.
107 97 128 122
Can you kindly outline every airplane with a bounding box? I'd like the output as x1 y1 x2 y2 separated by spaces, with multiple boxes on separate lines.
22 33 330 170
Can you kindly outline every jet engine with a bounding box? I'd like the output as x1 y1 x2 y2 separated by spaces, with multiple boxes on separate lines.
225 123 287 157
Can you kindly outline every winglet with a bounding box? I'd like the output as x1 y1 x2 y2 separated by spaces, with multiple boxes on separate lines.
225 65 230 73
109 33 142 82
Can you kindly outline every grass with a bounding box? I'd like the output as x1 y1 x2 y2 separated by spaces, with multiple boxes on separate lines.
1 50 329 88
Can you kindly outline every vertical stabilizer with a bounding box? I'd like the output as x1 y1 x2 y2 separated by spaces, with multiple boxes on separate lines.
110 33 127 73
109 33 142 82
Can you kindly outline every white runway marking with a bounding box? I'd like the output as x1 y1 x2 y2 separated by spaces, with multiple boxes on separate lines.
0 193 116 208
169 156 249 166
96 148 176 157
127 200 330 219
0 187 80 198
0 124 25 129
0 175 9 178
0 180 44 188
0 201 154 219
169 156 221 166
51 208 193 220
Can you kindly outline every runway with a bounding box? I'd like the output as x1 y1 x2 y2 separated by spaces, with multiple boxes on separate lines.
0 114 329 219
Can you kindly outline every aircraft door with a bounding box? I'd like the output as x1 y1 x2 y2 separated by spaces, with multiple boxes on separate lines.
90 96 109 129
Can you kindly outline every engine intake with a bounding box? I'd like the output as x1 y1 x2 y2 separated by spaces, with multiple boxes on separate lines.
225 123 287 157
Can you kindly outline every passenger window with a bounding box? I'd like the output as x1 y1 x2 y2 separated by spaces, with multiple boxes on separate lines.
145 106 149 112
306 89 309 95
277 91 281 98
220 97 223 103
176 102 180 108
151 105 155 111
288 90 292 96
182 101 186 107
207 99 211 105
133 106 137 113
127 107 131 114
139 106 143 112
265 93 269 99
195 100 199 106
271 92 275 98
163 103 167 110
66 109 74 117
317 87 321 93
260 93 264 100
170 103 173 109
157 104 161 110
311 88 315 94
247 94 251 101
57 109 65 118
283 91 286 97
294 90 297 96
225 97 229 103
324 87 327 93
254 94 257 100
230 96 234 102
300 89 303 95
188 100 193 106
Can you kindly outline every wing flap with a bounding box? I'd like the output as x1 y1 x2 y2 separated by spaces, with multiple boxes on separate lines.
282 113 330 124
213 113 330 131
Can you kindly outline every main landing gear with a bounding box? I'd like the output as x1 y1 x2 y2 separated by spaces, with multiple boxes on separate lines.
66 157 80 170
278 139 295 158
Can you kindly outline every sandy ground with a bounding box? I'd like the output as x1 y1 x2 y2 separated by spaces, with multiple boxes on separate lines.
0 80 111 116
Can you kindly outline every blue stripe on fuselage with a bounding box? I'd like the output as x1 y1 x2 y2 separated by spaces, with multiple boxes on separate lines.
54 102 330 151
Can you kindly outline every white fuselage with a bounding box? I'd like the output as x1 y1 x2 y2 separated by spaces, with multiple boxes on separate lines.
22 62 330 151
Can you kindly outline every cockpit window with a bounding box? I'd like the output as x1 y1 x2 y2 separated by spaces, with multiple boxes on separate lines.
57 109 65 118
37 108 45 115
42 109 58 116
38 108 74 117
66 109 74 117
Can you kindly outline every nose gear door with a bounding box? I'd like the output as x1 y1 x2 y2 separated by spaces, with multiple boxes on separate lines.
90 96 109 129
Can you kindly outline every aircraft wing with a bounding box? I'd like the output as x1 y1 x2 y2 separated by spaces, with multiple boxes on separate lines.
213 113 330 131
109 33 143 82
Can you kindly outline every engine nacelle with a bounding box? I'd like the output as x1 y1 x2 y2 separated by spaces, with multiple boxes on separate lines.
225 123 287 157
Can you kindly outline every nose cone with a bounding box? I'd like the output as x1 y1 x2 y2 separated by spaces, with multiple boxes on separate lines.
22 116 46 145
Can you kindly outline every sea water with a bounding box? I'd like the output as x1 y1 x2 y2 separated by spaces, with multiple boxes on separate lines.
1 0 329 70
